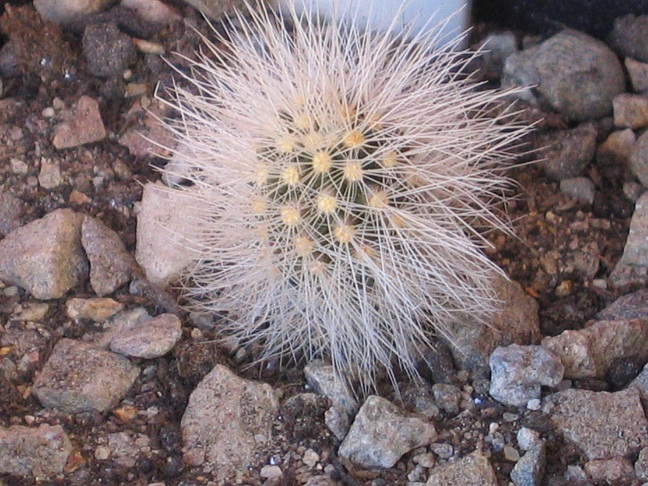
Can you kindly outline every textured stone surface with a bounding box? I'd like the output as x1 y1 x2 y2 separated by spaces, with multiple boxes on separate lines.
109 313 182 359
304 360 358 413
542 319 648 379
0 209 88 299
339 395 437 468
426 451 499 486
546 388 648 461
181 365 278 481
0 424 72 478
52 96 107 149
537 123 597 180
510 441 545 486
32 338 139 413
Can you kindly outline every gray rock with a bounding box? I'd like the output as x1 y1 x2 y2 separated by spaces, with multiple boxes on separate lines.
610 192 648 286
179 0 251 21
52 96 107 149
542 319 648 379
431 383 461 415
304 359 358 413
596 288 648 321
181 364 278 481
478 31 518 77
38 158 62 189
489 344 563 407
109 313 182 359
626 57 648 93
559 177 595 204
32 338 139 413
338 395 436 469
0 424 72 478
610 15 648 63
517 427 541 451
630 131 648 188
613 93 648 129
629 363 648 408
66 297 124 322
510 441 546 486
584 457 635 484
537 123 597 180
81 215 138 296
0 208 88 299
324 405 351 441
121 0 182 25
502 30 625 122
34 0 113 27
0 191 23 237
82 22 137 78
426 451 498 486
445 276 540 373
636 446 648 481
546 388 648 461
596 128 636 166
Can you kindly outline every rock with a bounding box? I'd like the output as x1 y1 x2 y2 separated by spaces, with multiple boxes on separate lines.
34 0 113 27
630 131 648 188
611 192 648 286
596 128 636 166
179 0 253 21
260 465 282 478
431 383 461 415
325 405 351 441
121 0 182 25
542 319 648 379
626 57 648 93
181 364 278 481
478 31 518 77
489 344 563 407
32 338 139 413
445 276 540 373
546 388 648 461
118 99 173 158
559 177 595 204
135 182 200 284
636 447 648 481
109 313 182 359
338 395 437 469
609 15 648 63
426 450 498 486
613 93 648 129
0 191 23 237
502 30 625 122
537 123 597 180
81 215 138 296
584 457 635 484
629 363 648 408
38 158 62 189
596 288 648 321
304 360 359 413
510 441 545 486
52 96 107 149
66 297 124 322
82 22 137 78
0 424 72 478
0 208 88 299
517 427 541 451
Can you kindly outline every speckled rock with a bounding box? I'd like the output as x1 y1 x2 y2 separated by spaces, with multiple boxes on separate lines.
613 93 648 129
65 297 124 322
626 57 648 93
135 182 199 284
0 424 72 478
629 131 648 188
52 96 107 149
489 344 563 407
636 446 648 481
546 388 648 461
338 395 437 469
0 191 23 237
596 288 648 321
502 30 625 121
426 450 499 486
445 276 540 373
82 22 137 78
304 360 359 413
610 192 648 285
609 14 648 63
510 441 546 486
109 313 182 359
0 208 88 299
181 364 278 481
537 123 597 180
559 177 595 204
542 319 648 379
81 215 138 296
584 457 635 484
34 0 113 27
32 338 139 413
629 363 648 408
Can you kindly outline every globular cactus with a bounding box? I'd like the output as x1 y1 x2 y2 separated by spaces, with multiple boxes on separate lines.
160 1 531 390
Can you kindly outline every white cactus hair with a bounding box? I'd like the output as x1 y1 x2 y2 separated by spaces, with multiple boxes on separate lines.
159 0 531 390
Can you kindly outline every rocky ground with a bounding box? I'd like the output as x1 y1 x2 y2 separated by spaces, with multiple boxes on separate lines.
2 1 648 485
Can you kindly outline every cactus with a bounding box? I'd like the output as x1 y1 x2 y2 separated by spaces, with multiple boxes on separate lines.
159 2 531 390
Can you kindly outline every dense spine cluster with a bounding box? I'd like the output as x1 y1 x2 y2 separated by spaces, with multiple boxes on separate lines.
160 2 530 389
